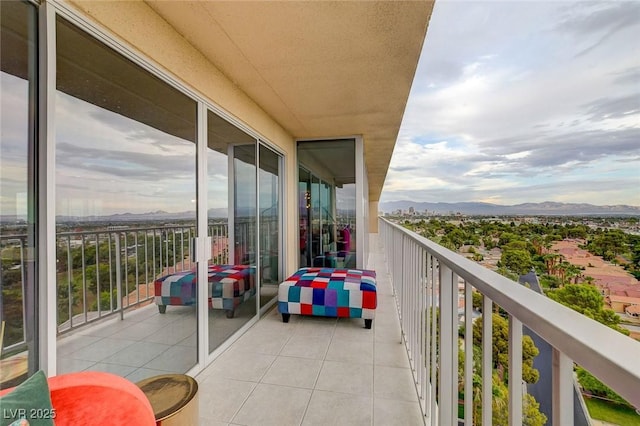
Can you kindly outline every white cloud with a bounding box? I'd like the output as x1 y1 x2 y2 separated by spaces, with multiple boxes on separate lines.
383 0 640 206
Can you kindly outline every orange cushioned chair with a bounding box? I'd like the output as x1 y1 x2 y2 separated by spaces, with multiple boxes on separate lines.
0 371 156 426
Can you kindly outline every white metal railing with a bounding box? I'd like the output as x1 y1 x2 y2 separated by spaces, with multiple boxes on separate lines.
379 217 640 425
0 223 231 345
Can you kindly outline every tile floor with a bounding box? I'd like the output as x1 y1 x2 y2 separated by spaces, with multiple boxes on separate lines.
56 236 425 425
56 292 272 383
57 303 199 383
195 241 425 425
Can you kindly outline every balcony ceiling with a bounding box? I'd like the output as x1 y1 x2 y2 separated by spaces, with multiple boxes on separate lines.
144 0 434 201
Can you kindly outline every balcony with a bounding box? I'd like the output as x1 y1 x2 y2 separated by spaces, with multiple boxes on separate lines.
3 219 640 424
378 217 640 425
195 258 423 425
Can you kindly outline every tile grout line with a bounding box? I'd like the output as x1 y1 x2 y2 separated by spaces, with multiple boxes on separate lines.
227 316 292 426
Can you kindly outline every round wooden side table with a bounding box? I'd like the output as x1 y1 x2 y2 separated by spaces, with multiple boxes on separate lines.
136 374 198 426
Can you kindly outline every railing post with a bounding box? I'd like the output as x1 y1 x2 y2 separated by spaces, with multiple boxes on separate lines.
108 233 113 312
552 348 574 426
81 235 87 323
134 232 140 305
464 282 473 425
424 252 432 420
66 237 73 329
95 234 101 317
439 263 456 425
482 295 493 426
430 255 438 422
115 233 123 320
19 239 28 344
509 315 523 426
418 247 426 403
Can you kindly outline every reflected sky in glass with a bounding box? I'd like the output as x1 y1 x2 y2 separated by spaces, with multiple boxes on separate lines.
55 91 208 217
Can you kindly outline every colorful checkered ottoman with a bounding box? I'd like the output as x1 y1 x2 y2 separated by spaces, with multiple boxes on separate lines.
154 264 255 318
277 267 377 329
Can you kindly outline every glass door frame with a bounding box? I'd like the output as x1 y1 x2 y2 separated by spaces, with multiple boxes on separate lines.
39 2 288 377
257 141 284 315
296 137 366 269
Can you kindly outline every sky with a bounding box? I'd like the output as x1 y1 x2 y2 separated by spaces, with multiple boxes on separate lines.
381 0 640 207
2 1 638 218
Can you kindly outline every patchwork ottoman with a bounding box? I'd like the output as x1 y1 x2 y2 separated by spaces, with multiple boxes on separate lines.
277 267 377 328
154 264 255 318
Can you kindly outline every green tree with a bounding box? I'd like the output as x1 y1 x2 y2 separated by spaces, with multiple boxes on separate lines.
549 285 633 409
501 249 533 275
471 367 547 425
547 284 628 335
586 230 627 261
473 313 540 384
576 366 631 407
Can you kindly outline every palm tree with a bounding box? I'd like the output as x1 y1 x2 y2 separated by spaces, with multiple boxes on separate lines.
565 264 582 285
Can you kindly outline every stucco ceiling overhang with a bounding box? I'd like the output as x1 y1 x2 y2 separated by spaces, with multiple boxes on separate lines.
144 0 434 202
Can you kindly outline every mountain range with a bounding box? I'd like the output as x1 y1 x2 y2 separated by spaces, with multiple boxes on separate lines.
3 202 638 224
379 201 640 216
51 208 229 223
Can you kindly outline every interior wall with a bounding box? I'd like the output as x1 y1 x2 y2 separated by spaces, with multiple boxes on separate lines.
65 0 299 276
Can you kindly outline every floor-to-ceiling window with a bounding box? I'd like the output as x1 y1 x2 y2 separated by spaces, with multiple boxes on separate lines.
0 0 38 389
1 4 286 380
298 139 356 268
54 16 199 380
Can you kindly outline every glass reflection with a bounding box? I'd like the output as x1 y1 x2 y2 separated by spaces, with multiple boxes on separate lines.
207 112 257 353
298 168 312 267
0 0 38 388
297 139 356 268
55 16 198 380
258 145 281 307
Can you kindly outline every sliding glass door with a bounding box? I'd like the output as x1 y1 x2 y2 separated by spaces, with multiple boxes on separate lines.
297 139 356 269
0 0 38 388
55 16 199 380
206 111 258 354
1 4 289 379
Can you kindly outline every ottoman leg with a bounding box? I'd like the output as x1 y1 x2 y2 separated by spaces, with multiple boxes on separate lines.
158 305 167 314
364 319 372 329
282 314 290 323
